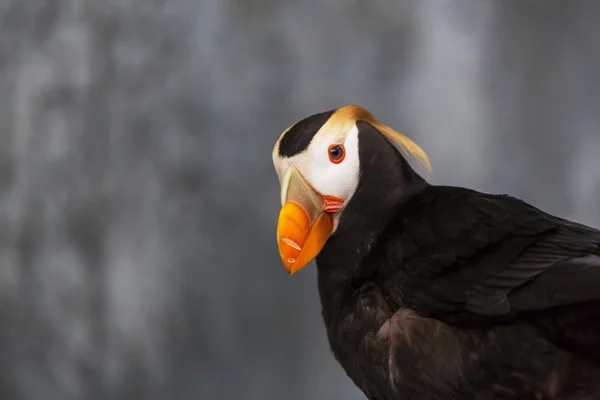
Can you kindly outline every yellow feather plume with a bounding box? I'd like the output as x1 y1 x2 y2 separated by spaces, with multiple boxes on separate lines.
333 105 432 176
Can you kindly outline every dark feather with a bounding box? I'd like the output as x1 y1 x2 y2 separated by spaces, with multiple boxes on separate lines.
313 122 600 399
381 187 600 328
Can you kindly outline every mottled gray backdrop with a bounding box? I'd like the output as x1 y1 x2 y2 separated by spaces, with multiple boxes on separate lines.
1 1 599 399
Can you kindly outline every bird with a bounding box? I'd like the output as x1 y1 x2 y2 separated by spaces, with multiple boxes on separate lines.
271 105 600 400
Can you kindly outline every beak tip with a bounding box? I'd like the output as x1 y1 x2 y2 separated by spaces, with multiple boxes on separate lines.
279 242 301 275
281 259 297 275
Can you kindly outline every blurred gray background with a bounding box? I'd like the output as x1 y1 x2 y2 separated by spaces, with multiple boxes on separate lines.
1 1 599 399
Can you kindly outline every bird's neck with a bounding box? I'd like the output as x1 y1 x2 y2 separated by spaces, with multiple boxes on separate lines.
315 155 428 327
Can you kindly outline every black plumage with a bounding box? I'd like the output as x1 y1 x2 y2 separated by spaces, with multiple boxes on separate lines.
300 119 600 399
278 109 336 157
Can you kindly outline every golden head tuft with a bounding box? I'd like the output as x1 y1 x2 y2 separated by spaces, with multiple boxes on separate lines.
332 105 432 176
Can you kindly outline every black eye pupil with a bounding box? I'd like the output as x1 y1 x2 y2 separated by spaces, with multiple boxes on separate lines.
330 145 343 160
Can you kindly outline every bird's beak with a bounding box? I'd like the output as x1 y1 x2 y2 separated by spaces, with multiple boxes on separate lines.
276 166 344 275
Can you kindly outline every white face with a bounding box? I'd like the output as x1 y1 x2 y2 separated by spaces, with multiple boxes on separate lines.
272 124 361 229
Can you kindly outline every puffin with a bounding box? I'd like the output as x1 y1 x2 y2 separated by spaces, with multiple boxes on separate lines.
271 105 600 400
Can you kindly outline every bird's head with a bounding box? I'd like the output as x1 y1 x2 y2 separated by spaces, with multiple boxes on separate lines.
272 105 431 275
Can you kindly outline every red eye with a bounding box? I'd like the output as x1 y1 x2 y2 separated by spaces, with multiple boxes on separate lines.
328 144 345 164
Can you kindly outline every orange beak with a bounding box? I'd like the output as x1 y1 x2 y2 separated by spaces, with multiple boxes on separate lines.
276 167 344 275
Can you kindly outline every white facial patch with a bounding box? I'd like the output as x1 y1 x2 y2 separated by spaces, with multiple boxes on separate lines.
308 124 360 202
272 123 361 231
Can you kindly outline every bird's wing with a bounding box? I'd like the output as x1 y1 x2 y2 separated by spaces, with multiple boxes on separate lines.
382 187 600 327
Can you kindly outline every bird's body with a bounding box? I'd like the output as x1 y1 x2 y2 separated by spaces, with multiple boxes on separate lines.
271 106 600 399
317 184 600 400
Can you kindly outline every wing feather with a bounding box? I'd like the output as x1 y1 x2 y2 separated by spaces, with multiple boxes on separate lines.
384 187 600 324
